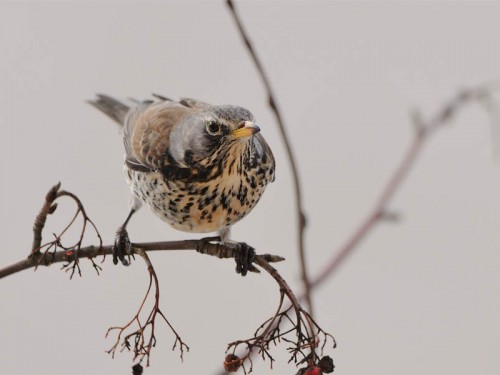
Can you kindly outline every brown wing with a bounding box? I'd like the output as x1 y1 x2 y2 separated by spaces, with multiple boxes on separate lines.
124 101 195 171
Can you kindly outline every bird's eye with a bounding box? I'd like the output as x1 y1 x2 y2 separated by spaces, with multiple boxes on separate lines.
206 121 221 135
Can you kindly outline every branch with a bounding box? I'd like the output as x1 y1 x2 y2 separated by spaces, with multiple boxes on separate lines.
309 82 500 290
214 81 500 375
1 180 286 279
106 248 189 366
1 183 330 372
26 182 104 278
1 179 336 372
226 0 313 314
0 238 286 279
31 182 60 253
223 256 335 374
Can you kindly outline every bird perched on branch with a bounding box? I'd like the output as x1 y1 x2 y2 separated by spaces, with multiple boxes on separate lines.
88 94 275 275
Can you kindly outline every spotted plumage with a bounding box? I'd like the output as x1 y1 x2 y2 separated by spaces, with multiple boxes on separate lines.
89 94 275 243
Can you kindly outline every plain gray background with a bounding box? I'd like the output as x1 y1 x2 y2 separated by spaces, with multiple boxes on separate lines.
1 1 500 374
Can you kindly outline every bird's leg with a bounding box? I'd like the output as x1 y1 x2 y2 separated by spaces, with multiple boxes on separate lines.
218 227 231 243
113 209 136 266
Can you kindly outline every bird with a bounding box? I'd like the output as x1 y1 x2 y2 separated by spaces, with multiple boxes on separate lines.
88 94 275 275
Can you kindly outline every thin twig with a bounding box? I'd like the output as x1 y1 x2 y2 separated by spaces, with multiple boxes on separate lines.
28 185 105 278
106 248 189 366
226 0 313 314
223 256 335 374
31 182 61 254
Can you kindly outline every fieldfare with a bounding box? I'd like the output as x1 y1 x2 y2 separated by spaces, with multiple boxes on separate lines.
89 94 275 275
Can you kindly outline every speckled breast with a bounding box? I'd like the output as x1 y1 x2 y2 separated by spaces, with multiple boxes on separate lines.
125 165 273 233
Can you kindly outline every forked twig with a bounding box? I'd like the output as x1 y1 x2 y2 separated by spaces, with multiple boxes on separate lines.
106 248 189 366
28 183 103 279
222 256 335 374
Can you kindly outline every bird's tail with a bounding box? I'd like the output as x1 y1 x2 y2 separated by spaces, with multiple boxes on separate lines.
87 94 131 126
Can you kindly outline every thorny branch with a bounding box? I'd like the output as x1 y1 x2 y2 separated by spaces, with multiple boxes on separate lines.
226 0 314 315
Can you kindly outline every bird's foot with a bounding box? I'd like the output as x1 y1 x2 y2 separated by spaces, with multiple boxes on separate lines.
232 242 258 276
113 226 133 266
196 237 259 276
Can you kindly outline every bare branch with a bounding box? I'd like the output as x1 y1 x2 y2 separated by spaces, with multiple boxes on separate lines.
24 183 105 279
0 238 286 279
1 183 328 372
106 248 189 366
214 82 500 375
222 256 335 374
1 179 335 373
31 182 61 254
226 0 313 314
309 83 500 290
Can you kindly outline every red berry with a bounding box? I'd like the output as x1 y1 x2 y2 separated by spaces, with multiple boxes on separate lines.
304 366 322 375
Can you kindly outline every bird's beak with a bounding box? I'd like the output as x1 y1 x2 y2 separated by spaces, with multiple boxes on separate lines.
231 121 261 139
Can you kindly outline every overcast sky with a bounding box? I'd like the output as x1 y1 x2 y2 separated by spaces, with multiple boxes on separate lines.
1 2 500 375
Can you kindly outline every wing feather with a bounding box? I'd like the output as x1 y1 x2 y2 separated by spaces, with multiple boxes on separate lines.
90 94 213 173
123 101 202 171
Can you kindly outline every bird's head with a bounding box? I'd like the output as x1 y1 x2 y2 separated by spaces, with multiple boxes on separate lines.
204 105 261 147
169 105 271 170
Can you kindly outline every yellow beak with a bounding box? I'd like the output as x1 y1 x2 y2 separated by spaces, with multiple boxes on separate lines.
231 121 261 139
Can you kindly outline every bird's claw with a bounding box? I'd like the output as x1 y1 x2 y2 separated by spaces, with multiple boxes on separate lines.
234 242 258 276
195 237 259 276
113 227 133 266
